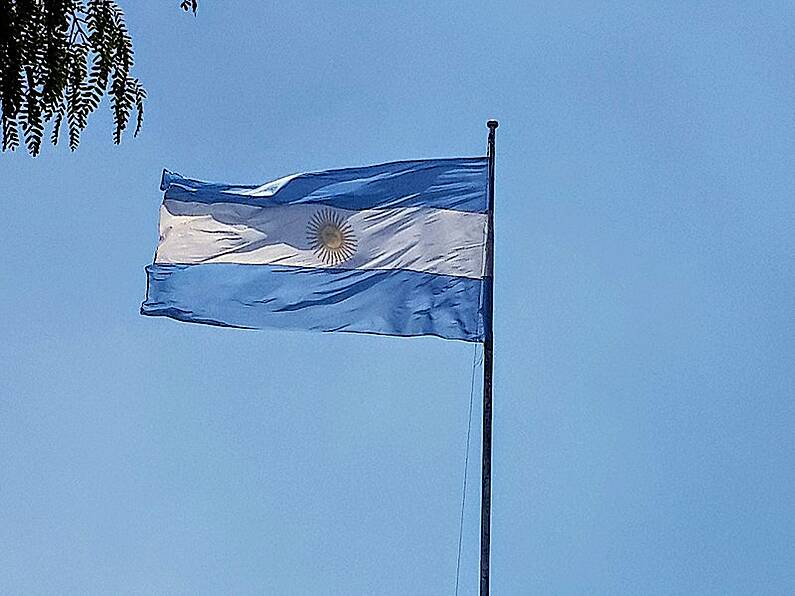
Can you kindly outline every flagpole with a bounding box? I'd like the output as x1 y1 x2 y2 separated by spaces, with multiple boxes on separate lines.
480 119 498 596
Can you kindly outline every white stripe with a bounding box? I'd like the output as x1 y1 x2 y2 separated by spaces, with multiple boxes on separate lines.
155 201 486 279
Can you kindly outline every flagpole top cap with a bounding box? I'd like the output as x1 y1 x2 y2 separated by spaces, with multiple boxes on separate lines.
487 120 499 129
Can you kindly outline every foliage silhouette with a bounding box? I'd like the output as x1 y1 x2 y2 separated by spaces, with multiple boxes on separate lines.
0 0 196 156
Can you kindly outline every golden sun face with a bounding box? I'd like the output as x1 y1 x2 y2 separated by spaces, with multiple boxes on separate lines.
307 208 357 265
319 223 343 249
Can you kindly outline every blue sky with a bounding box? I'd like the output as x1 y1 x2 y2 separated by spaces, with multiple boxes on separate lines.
1 2 793 594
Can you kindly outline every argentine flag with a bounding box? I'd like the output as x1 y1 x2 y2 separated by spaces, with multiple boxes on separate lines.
141 158 490 341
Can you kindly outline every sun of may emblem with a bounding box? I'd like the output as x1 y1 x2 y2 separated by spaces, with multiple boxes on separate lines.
307 208 358 265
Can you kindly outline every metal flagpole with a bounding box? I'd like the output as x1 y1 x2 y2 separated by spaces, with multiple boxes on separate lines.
480 119 498 596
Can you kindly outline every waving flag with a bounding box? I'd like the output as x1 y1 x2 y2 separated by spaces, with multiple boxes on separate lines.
141 158 489 341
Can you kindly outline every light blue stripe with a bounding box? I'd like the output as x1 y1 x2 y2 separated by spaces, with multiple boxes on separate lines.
161 157 488 213
141 263 486 342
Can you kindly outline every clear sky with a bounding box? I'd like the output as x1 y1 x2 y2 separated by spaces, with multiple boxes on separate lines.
1 2 793 594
